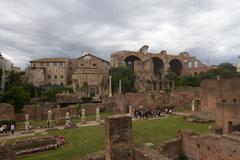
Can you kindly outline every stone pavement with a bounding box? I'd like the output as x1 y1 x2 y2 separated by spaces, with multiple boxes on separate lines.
0 120 104 141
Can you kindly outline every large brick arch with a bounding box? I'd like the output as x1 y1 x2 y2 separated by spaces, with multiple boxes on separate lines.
124 55 141 71
169 58 183 75
152 57 164 80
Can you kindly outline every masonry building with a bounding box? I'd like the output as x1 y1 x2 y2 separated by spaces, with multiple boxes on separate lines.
25 57 72 87
72 52 110 97
111 45 208 92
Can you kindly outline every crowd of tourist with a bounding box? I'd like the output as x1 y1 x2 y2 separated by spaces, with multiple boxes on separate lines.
133 105 175 119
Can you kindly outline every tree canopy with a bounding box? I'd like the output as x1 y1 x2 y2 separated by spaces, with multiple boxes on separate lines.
172 62 240 87
109 66 137 94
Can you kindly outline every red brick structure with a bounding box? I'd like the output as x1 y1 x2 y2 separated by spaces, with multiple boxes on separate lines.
158 129 240 160
0 103 15 121
111 45 208 92
199 78 240 112
217 103 240 134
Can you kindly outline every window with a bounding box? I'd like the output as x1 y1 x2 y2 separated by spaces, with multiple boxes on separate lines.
48 75 51 79
54 75 57 79
194 61 198 68
61 75 64 79
188 62 192 68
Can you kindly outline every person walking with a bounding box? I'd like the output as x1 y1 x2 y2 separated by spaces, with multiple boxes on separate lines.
10 124 15 135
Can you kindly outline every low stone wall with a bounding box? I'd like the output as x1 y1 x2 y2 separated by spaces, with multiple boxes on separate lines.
157 129 240 160
133 145 172 160
170 87 199 108
157 138 182 159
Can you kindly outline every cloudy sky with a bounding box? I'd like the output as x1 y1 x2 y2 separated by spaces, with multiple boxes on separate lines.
0 0 240 68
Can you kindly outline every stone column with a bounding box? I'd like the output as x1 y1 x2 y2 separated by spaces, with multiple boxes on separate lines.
191 100 195 112
128 106 133 117
109 76 112 97
25 114 30 131
119 80 122 93
81 108 86 124
48 111 53 128
96 107 100 122
172 80 175 89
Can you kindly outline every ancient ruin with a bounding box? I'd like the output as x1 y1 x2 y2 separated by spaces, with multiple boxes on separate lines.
111 45 208 92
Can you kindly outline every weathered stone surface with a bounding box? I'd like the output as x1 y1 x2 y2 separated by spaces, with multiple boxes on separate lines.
105 115 133 160
0 103 15 121
0 143 16 160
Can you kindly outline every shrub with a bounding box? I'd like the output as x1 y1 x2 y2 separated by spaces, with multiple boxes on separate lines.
81 96 93 102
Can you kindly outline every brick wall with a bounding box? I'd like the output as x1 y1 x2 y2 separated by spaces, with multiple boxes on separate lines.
0 103 15 121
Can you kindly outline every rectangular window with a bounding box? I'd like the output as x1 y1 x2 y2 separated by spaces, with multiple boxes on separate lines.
61 75 64 79
48 75 51 79
54 75 57 79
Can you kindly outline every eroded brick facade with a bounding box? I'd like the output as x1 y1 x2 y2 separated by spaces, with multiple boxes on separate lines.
111 45 208 92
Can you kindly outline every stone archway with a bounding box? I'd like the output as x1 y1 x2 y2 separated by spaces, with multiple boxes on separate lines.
169 59 183 75
152 57 164 80
124 55 141 71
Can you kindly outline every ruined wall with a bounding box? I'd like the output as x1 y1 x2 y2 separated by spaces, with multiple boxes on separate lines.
15 105 76 122
221 134 240 160
181 132 221 160
170 87 199 108
157 139 182 159
105 116 134 160
200 78 240 112
158 129 240 160
217 103 240 133
0 103 15 121
112 92 170 113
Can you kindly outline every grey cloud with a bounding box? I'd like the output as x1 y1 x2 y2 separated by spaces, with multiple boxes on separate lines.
0 0 240 68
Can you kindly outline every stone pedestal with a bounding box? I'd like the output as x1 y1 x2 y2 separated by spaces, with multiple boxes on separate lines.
47 111 53 128
191 100 195 112
81 108 86 124
128 106 133 117
25 114 30 131
65 112 71 127
96 107 100 122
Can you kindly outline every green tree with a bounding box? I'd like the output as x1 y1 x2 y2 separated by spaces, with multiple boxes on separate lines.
1 86 30 113
41 86 66 102
166 72 178 80
109 66 137 93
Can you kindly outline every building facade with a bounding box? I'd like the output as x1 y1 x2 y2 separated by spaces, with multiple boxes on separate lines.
0 53 14 93
26 52 110 97
111 45 208 92
72 53 110 97
25 58 71 87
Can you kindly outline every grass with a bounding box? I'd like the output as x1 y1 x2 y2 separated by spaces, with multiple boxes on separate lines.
19 116 212 160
